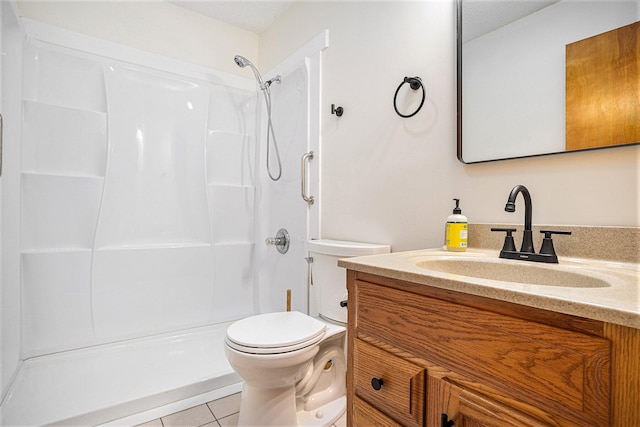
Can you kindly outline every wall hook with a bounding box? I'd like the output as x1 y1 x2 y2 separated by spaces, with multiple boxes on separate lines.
331 104 344 117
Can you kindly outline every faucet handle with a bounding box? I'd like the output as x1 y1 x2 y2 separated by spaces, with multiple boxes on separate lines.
539 229 572 256
491 227 517 253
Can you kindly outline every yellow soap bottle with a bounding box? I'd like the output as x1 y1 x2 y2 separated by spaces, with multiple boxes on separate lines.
445 198 468 252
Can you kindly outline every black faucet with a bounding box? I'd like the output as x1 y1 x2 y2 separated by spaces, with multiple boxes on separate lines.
505 184 534 253
492 185 571 263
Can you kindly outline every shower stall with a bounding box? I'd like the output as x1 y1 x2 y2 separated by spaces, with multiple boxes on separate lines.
0 3 327 424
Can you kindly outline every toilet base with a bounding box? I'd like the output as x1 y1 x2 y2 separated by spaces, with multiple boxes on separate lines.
296 395 345 427
238 384 345 427
238 384 297 426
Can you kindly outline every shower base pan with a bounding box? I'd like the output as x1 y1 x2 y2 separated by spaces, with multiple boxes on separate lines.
0 322 241 426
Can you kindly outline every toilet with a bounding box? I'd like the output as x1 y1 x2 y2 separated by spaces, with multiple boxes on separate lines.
224 239 390 426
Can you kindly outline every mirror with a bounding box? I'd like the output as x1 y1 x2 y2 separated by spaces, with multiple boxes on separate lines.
457 0 639 163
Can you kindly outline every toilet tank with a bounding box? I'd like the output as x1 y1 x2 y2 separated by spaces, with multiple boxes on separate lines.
308 240 390 324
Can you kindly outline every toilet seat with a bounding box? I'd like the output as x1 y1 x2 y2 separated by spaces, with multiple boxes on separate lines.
226 311 327 355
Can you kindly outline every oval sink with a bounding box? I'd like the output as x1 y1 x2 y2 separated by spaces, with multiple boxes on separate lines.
415 258 611 288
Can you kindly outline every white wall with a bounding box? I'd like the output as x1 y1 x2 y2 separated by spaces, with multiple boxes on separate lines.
262 1 459 252
15 0 259 77
262 0 639 252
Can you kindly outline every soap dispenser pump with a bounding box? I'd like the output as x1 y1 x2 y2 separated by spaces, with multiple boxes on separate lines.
445 198 468 252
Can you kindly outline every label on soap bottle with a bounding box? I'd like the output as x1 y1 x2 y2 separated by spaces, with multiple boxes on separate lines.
446 222 468 251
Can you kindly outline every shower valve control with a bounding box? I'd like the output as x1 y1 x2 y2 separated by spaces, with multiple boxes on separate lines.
266 228 290 254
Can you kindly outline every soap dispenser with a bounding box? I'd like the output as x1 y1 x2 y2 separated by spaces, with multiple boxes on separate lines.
445 198 468 252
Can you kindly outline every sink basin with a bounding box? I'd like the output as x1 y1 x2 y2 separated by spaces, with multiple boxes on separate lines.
415 258 611 288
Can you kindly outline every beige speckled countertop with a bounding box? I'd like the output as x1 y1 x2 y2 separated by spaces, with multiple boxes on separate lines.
338 248 640 329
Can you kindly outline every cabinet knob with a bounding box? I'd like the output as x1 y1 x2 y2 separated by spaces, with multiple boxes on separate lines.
371 377 384 390
441 413 454 427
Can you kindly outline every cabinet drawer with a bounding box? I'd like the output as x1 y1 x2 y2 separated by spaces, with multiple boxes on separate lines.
354 396 402 426
354 339 425 427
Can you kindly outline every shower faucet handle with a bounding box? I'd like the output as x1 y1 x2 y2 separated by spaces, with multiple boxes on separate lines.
265 228 290 254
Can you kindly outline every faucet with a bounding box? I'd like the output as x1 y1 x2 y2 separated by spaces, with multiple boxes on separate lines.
492 185 571 263
505 184 534 253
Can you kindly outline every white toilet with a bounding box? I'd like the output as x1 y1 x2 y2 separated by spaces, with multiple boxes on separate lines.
224 239 390 426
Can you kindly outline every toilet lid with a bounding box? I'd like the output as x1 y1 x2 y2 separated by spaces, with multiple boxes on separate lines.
226 311 326 354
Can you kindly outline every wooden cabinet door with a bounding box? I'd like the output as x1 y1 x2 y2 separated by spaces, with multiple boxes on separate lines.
428 375 551 427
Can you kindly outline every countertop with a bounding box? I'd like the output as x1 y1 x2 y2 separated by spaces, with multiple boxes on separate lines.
338 248 640 329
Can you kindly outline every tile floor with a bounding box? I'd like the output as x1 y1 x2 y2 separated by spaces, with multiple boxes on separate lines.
135 393 346 427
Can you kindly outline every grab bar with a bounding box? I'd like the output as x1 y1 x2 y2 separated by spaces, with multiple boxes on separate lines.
300 151 314 205
301 151 314 205
0 114 3 177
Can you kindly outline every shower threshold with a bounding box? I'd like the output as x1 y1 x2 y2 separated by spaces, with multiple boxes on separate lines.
0 322 241 426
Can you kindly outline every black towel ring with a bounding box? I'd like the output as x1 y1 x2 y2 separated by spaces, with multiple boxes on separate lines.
393 76 425 118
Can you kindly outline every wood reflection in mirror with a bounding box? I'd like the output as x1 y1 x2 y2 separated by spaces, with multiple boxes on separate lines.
566 21 640 151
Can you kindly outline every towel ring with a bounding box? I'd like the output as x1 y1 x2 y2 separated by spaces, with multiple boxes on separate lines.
393 76 425 118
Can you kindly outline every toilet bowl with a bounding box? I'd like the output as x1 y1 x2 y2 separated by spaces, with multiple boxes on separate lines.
225 311 346 426
224 239 390 426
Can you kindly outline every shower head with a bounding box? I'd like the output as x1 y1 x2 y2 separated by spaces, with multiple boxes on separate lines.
233 54 282 181
233 54 267 90
234 55 251 68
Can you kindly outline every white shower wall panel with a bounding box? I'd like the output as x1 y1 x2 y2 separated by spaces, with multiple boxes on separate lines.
22 41 106 113
91 246 215 340
19 36 259 356
1 1 24 397
96 65 212 248
207 85 257 135
256 62 310 314
22 101 107 176
21 173 104 250
206 131 255 186
208 185 255 243
21 251 94 357
211 243 255 322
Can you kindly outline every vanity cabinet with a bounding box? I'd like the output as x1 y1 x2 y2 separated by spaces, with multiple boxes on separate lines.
346 270 638 426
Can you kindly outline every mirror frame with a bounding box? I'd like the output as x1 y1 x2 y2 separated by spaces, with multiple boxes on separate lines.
456 0 639 164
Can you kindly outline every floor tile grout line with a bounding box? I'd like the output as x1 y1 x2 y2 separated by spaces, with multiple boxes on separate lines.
205 401 216 419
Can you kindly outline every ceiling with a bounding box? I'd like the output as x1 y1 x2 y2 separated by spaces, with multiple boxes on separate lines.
169 0 560 40
169 0 295 34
